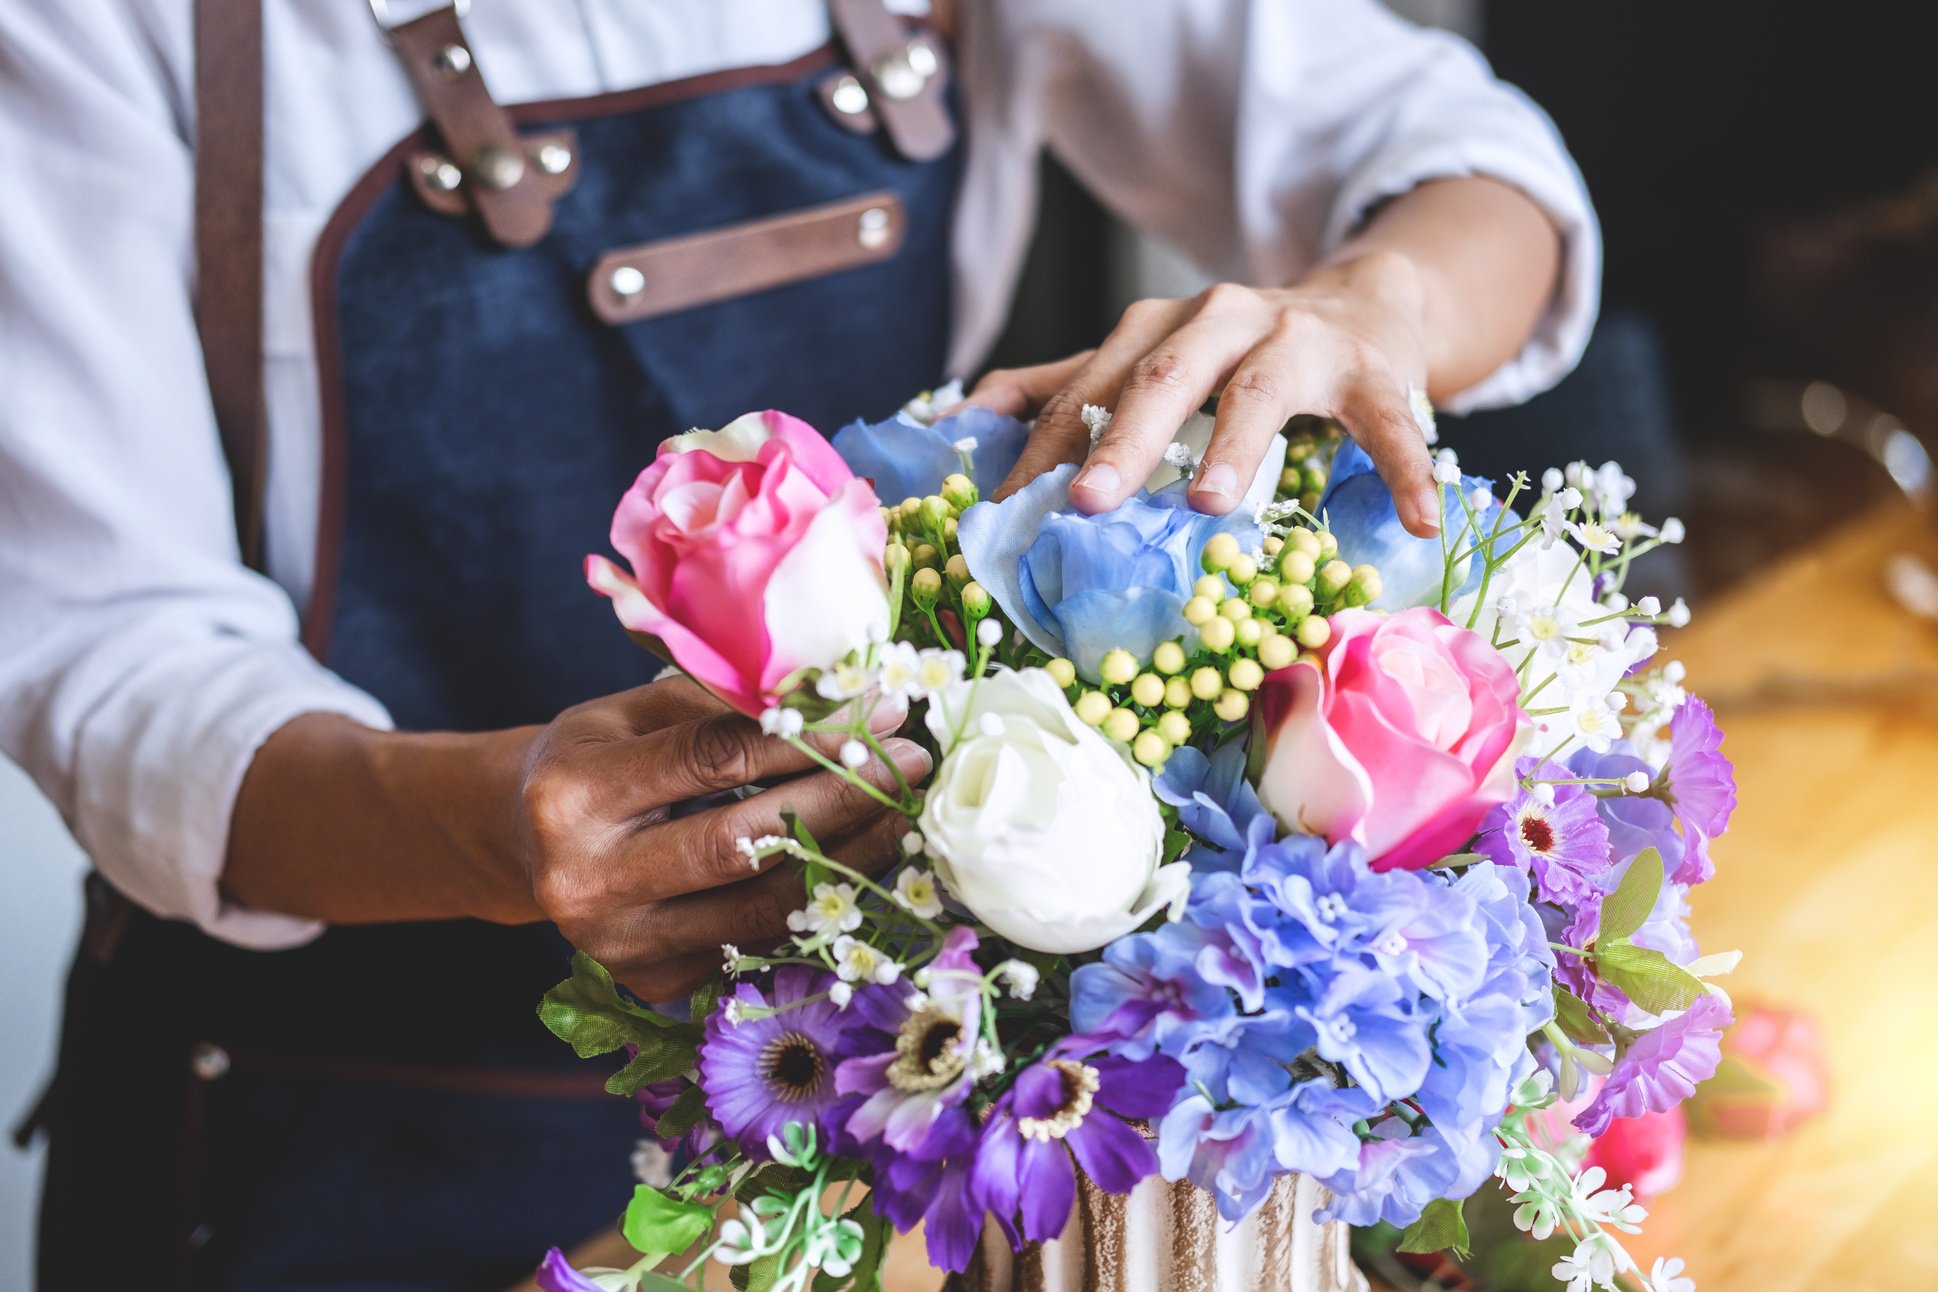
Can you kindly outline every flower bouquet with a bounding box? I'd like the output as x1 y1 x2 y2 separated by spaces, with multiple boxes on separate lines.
536 390 1739 1292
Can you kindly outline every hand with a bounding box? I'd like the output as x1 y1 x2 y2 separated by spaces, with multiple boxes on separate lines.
967 251 1443 537
515 675 930 999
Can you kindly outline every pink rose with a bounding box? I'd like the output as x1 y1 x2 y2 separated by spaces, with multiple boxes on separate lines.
1253 607 1526 870
585 411 889 716
1524 1079 1686 1200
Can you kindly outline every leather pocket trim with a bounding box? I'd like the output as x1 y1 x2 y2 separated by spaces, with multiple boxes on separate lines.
587 190 906 325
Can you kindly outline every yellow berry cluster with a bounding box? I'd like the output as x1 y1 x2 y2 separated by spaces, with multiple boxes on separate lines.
1055 521 1382 775
882 474 996 651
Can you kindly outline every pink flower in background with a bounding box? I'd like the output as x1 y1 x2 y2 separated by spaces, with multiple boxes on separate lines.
1584 1105 1686 1200
586 411 889 716
1252 607 1527 871
1687 1003 1829 1139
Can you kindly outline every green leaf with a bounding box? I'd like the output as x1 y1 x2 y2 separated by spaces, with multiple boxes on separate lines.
604 1032 698 1096
621 1183 715 1257
539 954 690 1058
733 1251 784 1292
654 1083 711 1143
691 974 724 1024
1396 1197 1471 1260
1594 939 1706 1015
1551 985 1609 1047
1426 852 1484 870
1598 847 1663 945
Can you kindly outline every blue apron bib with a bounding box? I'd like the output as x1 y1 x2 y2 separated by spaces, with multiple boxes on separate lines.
37 26 960 1292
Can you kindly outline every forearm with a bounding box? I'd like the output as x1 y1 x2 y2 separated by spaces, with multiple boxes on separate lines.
1320 175 1563 402
225 713 541 927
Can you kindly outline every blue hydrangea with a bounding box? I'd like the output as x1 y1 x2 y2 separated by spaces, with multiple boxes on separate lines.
1319 440 1507 610
831 403 1029 504
1077 835 1555 1225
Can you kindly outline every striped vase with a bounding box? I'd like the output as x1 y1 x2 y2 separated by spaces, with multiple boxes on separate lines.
945 1168 1367 1292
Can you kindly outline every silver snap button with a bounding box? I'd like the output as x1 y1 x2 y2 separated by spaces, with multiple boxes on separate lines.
431 42 473 80
190 1042 231 1082
830 74 870 117
872 48 927 101
609 265 647 299
906 38 939 80
470 144 526 192
535 141 573 176
419 155 463 192
857 207 893 250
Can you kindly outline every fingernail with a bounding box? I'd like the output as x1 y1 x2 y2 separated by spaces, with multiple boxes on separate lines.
1411 488 1443 534
884 738 934 779
1194 462 1239 500
867 696 910 734
1073 462 1120 499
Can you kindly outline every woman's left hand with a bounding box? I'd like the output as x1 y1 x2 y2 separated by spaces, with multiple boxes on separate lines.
965 250 1443 537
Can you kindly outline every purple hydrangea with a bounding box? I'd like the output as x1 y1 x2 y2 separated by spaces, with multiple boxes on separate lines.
1475 757 1614 907
695 965 858 1157
1575 992 1733 1136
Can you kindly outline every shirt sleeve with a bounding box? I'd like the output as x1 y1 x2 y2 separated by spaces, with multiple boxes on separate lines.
0 1 390 949
1003 0 1601 412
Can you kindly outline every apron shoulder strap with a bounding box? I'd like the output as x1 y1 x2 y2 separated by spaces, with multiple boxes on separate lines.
192 0 268 572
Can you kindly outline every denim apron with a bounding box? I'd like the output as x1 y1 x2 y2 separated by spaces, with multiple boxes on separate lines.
35 10 960 1288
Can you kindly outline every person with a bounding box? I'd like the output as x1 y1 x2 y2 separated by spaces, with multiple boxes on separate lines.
0 1 1597 1288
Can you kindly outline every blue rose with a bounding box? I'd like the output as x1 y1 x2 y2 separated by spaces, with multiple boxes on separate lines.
1318 440 1507 610
831 403 1029 505
958 464 1264 681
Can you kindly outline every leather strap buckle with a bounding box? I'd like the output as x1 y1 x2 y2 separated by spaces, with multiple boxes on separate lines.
826 0 955 161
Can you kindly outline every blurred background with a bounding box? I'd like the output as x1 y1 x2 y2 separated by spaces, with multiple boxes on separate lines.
6 1 1938 1286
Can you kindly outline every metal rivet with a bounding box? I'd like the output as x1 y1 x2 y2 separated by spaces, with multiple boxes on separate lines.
190 1042 231 1082
418 154 463 192
830 74 870 117
470 144 526 192
609 265 646 299
871 47 927 101
857 207 892 250
431 42 473 79
906 38 939 80
535 141 573 176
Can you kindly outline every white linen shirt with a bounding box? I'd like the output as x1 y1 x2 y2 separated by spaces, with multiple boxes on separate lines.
0 0 1599 949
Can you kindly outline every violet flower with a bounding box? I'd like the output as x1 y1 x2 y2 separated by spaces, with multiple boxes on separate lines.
1475 757 1614 908
865 1105 988 1274
1663 697 1736 884
533 1248 628 1292
1575 993 1733 1137
973 1039 1185 1244
634 1076 716 1159
835 926 986 1153
696 965 857 1155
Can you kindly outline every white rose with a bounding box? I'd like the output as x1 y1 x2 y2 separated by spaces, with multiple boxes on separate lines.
917 668 1185 954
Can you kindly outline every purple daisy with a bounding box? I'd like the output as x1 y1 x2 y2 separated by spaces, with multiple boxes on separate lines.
1574 992 1733 1137
972 1038 1184 1244
835 926 985 1153
864 1104 987 1274
1475 757 1613 907
696 965 855 1156
1663 697 1736 884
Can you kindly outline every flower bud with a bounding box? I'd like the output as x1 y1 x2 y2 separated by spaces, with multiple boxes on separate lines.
1164 676 1193 709
1278 583 1315 622
1295 614 1331 649
885 542 912 576
1074 690 1112 726
961 581 992 617
1131 729 1171 769
919 495 952 532
1189 666 1223 701
1131 673 1166 708
944 553 971 587
1317 560 1353 596
1227 554 1259 585
1248 578 1280 608
1262 535 1285 556
1102 707 1140 743
1157 711 1192 745
1286 529 1322 562
1199 615 1236 653
1342 564 1382 607
1182 595 1217 626
912 542 940 568
1234 618 1263 648
1099 648 1139 686
1193 574 1227 601
1258 633 1297 670
1218 597 1251 623
1201 532 1242 573
940 473 977 511
1279 551 1316 586
1279 466 1303 491
911 567 943 606
1152 640 1187 675
943 516 958 542
899 497 923 518
1228 658 1265 691
1213 688 1250 722
1315 530 1339 561
1046 657 1078 689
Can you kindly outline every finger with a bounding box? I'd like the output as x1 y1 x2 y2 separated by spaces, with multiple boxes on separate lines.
958 352 1094 420
1086 310 1268 514
644 738 931 899
993 298 1193 501
1338 377 1440 538
1187 337 1311 515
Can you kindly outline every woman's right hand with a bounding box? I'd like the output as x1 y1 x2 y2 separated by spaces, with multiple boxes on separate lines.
228 675 929 1000
512 675 929 998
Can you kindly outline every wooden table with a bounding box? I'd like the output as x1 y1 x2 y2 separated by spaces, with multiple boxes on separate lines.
513 505 1938 1292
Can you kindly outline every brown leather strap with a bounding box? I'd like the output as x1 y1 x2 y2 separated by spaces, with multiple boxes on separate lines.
192 0 268 571
827 0 955 161
387 5 562 248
